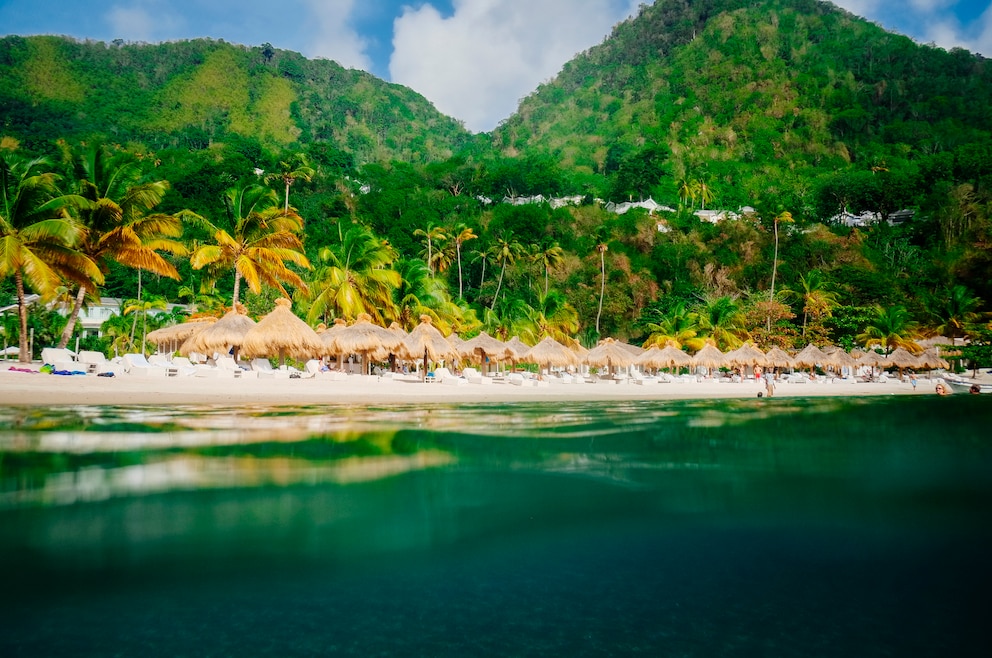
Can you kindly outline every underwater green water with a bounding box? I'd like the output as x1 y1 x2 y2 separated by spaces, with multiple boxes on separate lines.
0 396 990 656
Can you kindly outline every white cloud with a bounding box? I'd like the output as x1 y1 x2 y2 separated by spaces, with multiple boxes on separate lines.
306 0 372 70
389 0 639 132
106 1 183 42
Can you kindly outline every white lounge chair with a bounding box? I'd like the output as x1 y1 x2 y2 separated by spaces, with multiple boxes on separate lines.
252 358 292 379
122 353 169 377
463 367 493 385
41 347 81 372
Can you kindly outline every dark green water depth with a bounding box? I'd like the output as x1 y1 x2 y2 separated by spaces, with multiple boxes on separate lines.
1 396 989 656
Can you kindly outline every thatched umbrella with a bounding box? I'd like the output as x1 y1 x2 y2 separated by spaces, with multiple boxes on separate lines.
146 317 217 354
524 336 579 375
459 331 512 374
616 341 645 357
400 315 458 381
822 348 858 376
637 344 691 372
585 337 637 375
724 343 766 378
180 307 256 360
691 343 728 373
887 347 921 380
763 346 794 370
504 336 531 362
333 313 404 375
916 349 949 372
792 343 829 373
240 298 324 366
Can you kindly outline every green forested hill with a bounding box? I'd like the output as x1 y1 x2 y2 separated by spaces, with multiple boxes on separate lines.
0 35 472 164
495 0 992 213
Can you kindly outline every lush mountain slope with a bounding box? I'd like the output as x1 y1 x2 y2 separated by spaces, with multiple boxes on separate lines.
0 35 473 164
494 0 992 212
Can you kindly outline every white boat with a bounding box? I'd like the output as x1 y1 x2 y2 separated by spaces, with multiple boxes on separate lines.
944 375 992 394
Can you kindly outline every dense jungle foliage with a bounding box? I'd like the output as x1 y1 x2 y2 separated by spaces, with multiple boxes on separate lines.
1 0 990 365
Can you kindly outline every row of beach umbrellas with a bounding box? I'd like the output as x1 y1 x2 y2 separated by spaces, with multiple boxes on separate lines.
148 301 949 376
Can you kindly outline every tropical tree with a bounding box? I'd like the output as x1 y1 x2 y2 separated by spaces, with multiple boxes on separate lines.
392 257 450 331
190 184 310 307
641 301 701 350
522 290 579 344
491 235 523 310
531 241 565 296
696 296 748 350
452 223 477 299
785 269 840 339
483 295 531 341
767 210 794 331
56 142 187 349
0 153 102 361
925 285 982 345
413 223 448 275
595 241 608 334
267 153 315 213
304 225 400 325
857 304 920 353
123 294 168 354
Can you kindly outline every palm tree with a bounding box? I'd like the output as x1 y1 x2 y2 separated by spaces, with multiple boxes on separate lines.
642 301 701 350
483 295 531 342
786 269 840 339
413 223 448 275
266 153 315 213
696 296 748 350
531 241 565 297
123 294 168 354
595 241 608 334
56 142 187 349
304 225 400 325
491 235 523 310
190 184 310 307
392 258 449 331
523 290 579 344
767 210 793 331
0 153 102 361
926 285 982 345
857 304 920 353
452 224 477 299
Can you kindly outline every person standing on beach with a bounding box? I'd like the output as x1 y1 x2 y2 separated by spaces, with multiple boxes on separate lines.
764 371 775 397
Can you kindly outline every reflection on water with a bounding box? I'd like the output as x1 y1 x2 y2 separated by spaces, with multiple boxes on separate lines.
1 396 990 656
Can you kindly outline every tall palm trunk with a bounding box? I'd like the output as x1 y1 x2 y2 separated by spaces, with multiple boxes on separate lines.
491 262 506 310
596 246 607 334
231 271 242 307
129 270 142 345
57 285 87 349
768 219 780 333
15 272 30 363
456 243 464 299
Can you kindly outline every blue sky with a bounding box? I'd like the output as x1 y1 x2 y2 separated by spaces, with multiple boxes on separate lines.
2 0 990 133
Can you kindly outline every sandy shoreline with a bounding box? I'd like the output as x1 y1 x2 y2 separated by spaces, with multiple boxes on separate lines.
0 363 939 407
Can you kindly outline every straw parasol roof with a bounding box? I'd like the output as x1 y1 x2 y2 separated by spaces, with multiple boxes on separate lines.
179 307 256 359
334 313 404 375
616 341 645 356
916 349 949 370
146 317 217 352
524 336 579 370
792 343 829 369
585 337 637 370
887 347 921 369
504 336 532 362
691 343 728 370
763 346 794 368
822 348 858 370
459 331 512 365
724 343 767 367
637 344 691 370
400 315 459 379
240 298 324 364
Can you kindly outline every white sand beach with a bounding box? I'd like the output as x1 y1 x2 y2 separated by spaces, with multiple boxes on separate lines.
0 363 944 407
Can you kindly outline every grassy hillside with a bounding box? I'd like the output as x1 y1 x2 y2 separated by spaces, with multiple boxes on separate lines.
0 35 472 164
494 0 992 213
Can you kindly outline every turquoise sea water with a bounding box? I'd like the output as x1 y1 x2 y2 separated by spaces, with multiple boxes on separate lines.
0 396 990 656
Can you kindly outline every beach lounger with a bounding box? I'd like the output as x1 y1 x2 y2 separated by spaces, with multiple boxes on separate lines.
122 353 169 377
463 367 493 385
41 347 80 373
